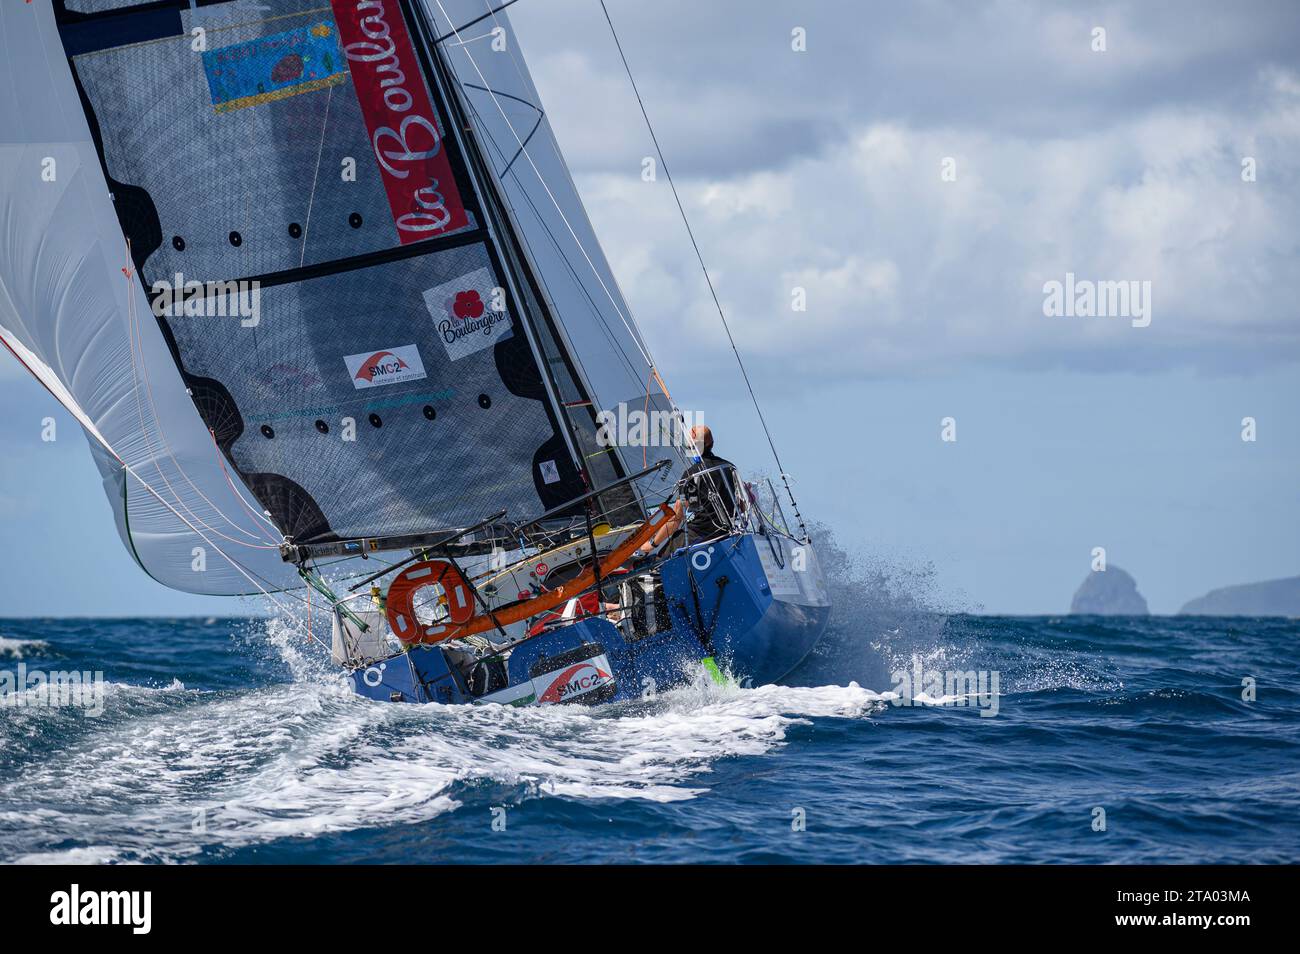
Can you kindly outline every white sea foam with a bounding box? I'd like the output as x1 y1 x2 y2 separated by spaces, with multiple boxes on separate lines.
0 637 49 659
0 607 887 862
9 846 124 866
0 656 883 862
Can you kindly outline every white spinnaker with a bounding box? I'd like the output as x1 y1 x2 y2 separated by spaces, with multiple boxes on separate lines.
422 1 679 466
0 4 300 596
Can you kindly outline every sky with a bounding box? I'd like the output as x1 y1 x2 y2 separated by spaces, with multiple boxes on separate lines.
1 0 1297 616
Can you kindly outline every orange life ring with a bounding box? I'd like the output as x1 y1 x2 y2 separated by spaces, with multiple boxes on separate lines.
408 503 674 647
386 560 476 644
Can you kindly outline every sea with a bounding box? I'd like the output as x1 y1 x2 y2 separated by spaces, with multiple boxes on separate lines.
2 555 1297 865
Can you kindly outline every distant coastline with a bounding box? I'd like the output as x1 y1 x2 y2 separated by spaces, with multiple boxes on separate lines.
1178 576 1300 618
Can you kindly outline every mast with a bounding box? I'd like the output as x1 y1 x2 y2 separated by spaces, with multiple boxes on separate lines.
402 0 586 490
407 0 645 523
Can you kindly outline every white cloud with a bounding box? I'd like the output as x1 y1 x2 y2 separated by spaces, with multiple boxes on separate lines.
574 92 1300 381
508 1 1300 383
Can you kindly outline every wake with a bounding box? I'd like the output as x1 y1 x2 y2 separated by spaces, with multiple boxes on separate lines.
0 612 884 864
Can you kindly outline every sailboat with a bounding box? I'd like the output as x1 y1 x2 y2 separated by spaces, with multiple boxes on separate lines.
0 0 830 706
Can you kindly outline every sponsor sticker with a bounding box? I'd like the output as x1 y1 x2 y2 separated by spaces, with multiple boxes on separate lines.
423 267 514 360
203 22 347 113
330 0 470 242
538 459 561 484
344 344 427 389
532 656 615 705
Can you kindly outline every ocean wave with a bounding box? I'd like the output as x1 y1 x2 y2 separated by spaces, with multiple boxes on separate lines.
8 846 124 866
0 668 883 863
3 544 1298 865
0 637 49 660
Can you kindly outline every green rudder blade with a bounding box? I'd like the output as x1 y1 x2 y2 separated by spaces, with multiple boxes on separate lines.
701 656 727 686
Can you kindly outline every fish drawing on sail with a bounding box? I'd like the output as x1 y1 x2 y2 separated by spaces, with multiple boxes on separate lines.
0 0 831 706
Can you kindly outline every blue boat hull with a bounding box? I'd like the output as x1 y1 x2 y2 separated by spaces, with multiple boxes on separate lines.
350 532 831 706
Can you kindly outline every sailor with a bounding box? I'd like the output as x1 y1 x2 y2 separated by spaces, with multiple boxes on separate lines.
636 424 742 556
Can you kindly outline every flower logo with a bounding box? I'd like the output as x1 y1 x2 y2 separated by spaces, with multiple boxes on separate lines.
452 290 484 320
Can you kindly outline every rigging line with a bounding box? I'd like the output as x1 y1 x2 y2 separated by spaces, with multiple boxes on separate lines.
473 0 689 476
299 83 335 269
461 81 540 112
123 247 280 549
597 0 806 533
433 0 655 371
463 84 545 175
474 155 638 396
447 30 498 48
0 332 114 457
208 427 284 536
455 14 690 503
469 6 652 392
460 95 642 389
433 0 523 43
114 454 319 623
124 465 307 613
643 369 652 468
